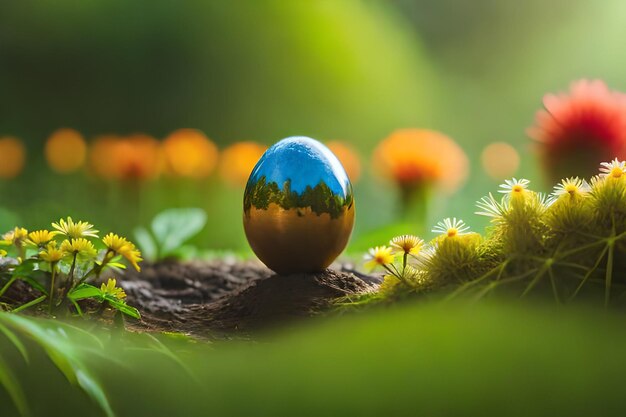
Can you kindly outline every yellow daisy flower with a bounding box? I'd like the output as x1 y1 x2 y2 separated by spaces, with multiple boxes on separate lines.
52 217 99 239
1 227 28 246
101 278 127 300
102 233 143 271
432 217 470 238
60 238 97 258
27 229 59 247
389 235 423 256
39 241 64 263
364 246 395 271
0 249 6 257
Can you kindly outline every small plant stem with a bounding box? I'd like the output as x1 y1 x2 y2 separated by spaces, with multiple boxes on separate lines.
17 245 25 262
0 276 17 298
547 267 560 304
605 240 615 307
570 245 609 300
383 264 407 286
12 295 47 313
558 239 606 258
75 266 97 288
48 263 57 313
521 265 548 297
445 261 508 301
63 253 79 296
471 269 537 302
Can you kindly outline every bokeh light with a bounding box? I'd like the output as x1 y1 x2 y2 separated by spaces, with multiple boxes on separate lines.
88 135 121 180
0 137 26 179
162 129 218 179
481 142 520 180
373 129 468 194
112 134 163 181
218 141 267 186
45 128 87 174
326 141 362 183
89 134 162 181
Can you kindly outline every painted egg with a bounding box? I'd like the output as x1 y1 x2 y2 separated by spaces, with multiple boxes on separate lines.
243 136 355 274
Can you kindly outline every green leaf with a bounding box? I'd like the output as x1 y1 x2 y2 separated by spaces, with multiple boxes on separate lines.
12 259 37 275
133 226 157 261
105 262 127 270
150 208 207 257
19 271 49 295
0 354 30 416
68 284 103 301
1 314 115 417
106 298 141 319
0 322 29 363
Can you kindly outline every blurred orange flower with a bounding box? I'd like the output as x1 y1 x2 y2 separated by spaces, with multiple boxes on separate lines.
113 134 163 181
481 142 520 180
45 128 87 174
89 134 162 181
162 129 218 179
326 141 361 183
0 137 26 179
89 135 120 180
528 79 626 180
219 141 267 186
373 129 468 194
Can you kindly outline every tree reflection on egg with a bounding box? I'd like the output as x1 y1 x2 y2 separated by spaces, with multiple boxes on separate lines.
243 137 355 274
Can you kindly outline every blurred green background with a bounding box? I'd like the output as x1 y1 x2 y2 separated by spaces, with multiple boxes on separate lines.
2 0 626 253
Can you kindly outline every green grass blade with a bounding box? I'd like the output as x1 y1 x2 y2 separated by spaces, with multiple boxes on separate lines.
0 354 30 416
0 322 29 363
11 295 47 314
1 314 115 417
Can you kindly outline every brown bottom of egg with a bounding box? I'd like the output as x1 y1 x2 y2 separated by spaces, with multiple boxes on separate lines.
243 202 355 274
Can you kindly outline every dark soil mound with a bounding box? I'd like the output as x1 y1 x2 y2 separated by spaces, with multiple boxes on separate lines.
120 260 379 338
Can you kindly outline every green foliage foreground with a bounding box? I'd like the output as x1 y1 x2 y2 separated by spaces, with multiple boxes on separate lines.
1 301 626 417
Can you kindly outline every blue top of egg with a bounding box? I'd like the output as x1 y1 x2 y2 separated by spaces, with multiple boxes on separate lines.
248 136 350 196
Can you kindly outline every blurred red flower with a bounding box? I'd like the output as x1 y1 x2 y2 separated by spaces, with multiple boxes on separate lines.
528 79 626 180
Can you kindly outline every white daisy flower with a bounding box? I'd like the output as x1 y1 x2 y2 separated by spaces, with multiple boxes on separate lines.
475 193 506 218
498 178 530 196
432 217 470 238
599 158 626 179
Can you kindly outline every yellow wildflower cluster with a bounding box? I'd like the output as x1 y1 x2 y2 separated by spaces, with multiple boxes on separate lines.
0 217 142 272
363 159 626 306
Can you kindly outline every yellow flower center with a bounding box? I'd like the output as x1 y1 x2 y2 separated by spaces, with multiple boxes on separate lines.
512 184 524 193
565 184 578 195
447 228 458 238
611 167 623 178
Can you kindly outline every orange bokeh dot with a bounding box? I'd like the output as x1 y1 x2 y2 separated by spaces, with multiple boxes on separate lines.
326 141 362 183
89 135 120 180
481 142 520 180
45 128 87 174
162 129 218 179
89 134 162 181
114 134 163 181
0 136 26 179
373 129 469 193
219 141 267 186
